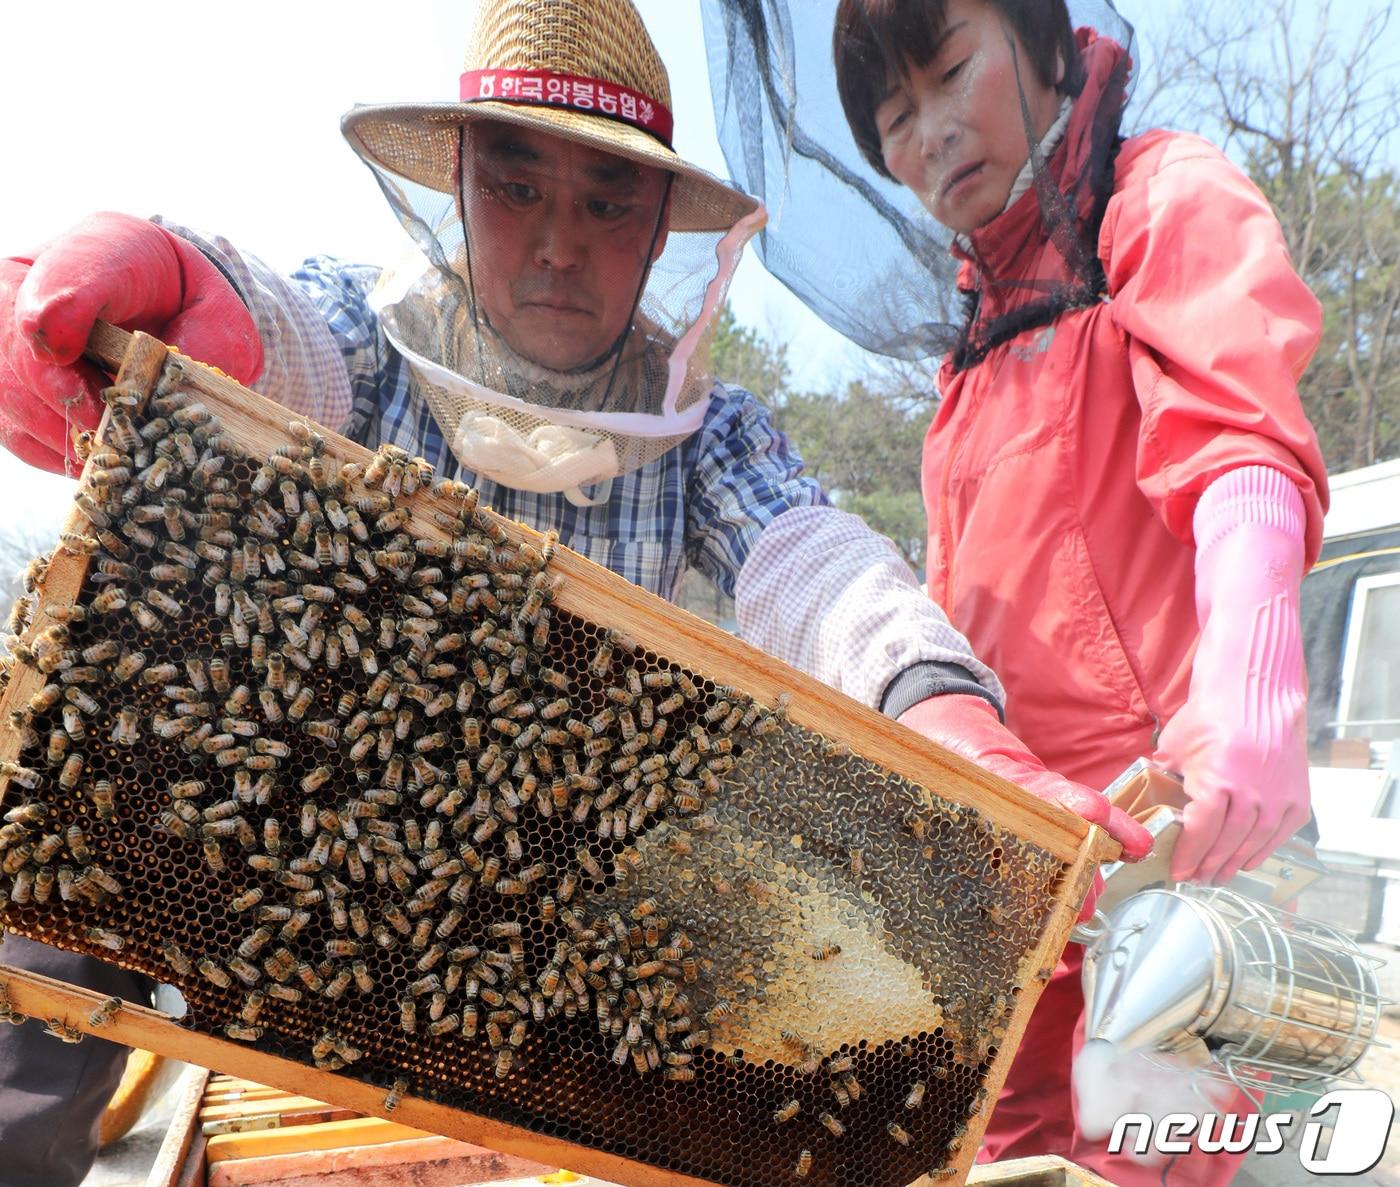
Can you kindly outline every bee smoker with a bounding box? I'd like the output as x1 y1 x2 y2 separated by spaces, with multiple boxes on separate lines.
1075 760 1389 1097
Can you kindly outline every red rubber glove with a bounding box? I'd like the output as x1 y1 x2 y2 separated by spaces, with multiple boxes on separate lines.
899 694 1153 921
1155 467 1312 886
0 212 264 472
898 694 1153 857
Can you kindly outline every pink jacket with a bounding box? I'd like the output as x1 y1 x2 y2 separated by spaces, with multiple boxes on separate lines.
923 33 1328 790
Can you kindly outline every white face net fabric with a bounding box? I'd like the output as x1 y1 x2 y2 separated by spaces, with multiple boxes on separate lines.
358 117 763 504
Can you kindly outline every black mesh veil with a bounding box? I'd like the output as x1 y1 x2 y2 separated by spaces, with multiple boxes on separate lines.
700 0 1136 362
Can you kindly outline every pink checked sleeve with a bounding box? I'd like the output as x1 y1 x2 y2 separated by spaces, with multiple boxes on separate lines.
735 505 1004 712
152 219 353 432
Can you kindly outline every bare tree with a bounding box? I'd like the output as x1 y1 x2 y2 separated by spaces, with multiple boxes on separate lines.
1135 0 1400 472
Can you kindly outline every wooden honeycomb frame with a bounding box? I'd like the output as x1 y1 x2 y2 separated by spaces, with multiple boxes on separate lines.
0 324 1115 1187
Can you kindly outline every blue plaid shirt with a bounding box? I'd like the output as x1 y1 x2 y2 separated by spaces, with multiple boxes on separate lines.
291 256 827 601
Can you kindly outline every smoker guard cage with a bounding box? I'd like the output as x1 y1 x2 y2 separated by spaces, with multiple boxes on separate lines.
1174 886 1386 1097
0 325 1115 1187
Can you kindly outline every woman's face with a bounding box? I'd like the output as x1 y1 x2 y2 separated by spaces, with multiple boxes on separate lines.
874 0 1063 234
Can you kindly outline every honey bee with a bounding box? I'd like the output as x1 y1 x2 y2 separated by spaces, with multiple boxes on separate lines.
42 1017 85 1045
886 1121 911 1146
110 707 141 746
28 834 62 873
226 955 262 986
60 823 92 864
57 754 84 791
72 638 117 668
773 1099 801 1123
0 762 42 791
128 600 163 631
32 866 56 904
255 980 297 1006
794 1151 813 1178
7 866 36 904
289 960 323 992
44 727 71 767
493 1048 514 1080
81 995 123 1029
418 1011 457 1038
230 887 265 913
811 944 842 961
196 958 232 989
345 959 373 994
107 649 148 684
202 837 226 870
380 1075 410 1113
222 1020 264 1043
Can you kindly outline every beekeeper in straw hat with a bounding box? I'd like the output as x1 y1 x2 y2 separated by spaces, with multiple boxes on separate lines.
0 0 1148 1180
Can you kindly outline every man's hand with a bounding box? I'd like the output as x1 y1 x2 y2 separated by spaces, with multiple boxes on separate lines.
0 212 263 472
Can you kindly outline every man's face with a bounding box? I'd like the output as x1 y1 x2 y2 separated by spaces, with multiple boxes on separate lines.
461 122 672 371
873 0 1062 235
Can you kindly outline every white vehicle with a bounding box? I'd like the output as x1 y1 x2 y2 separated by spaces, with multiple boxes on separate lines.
1303 458 1400 944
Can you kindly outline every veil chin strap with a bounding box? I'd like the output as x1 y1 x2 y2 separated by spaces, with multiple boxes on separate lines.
565 479 613 507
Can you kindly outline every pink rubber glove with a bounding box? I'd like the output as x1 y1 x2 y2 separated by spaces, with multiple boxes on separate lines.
1155 466 1311 885
0 212 264 472
899 694 1153 919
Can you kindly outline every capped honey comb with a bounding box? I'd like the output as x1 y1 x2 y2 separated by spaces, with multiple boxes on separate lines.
0 327 1106 1187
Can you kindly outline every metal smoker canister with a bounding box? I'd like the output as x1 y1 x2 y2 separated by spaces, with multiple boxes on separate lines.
1081 885 1386 1093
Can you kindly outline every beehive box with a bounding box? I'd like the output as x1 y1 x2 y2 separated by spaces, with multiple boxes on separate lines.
0 325 1115 1187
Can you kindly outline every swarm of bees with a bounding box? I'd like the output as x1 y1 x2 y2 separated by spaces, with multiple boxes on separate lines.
0 356 1060 1187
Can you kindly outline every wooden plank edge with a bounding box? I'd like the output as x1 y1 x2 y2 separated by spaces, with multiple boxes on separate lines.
200 1094 335 1121
146 1063 211 1187
80 324 1103 865
0 962 727 1187
968 1153 1117 1185
204 1134 545 1187
204 1116 430 1163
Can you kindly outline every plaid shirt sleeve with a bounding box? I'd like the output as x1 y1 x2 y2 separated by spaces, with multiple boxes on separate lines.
152 220 360 432
684 383 827 598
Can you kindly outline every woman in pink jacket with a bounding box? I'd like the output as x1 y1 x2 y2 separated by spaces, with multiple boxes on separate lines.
711 0 1332 1181
819 0 1328 1181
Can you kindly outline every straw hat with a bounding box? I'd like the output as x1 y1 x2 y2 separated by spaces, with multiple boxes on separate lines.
341 0 758 233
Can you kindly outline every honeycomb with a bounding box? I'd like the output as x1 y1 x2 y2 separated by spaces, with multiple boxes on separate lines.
0 357 1067 1187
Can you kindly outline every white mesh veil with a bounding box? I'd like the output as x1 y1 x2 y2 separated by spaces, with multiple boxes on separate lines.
340 0 764 504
